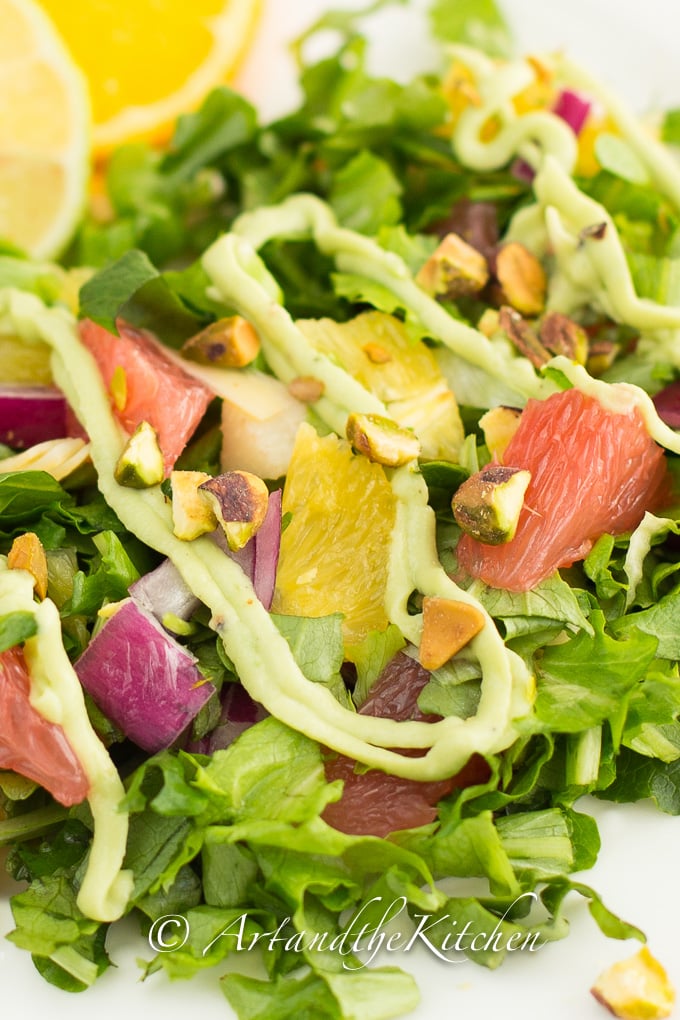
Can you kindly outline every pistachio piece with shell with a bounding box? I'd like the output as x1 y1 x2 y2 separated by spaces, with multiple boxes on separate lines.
416 232 490 300
199 470 269 551
346 412 421 467
452 464 531 545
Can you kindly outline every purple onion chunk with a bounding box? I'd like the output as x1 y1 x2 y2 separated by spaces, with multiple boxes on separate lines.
0 385 68 450
511 87 592 183
75 599 215 753
187 683 267 754
553 88 591 136
129 557 201 622
653 380 680 429
213 487 282 610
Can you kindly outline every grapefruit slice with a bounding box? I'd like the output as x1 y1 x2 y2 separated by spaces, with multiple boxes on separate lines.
0 0 90 258
79 319 213 474
0 645 89 806
457 388 671 592
322 652 488 838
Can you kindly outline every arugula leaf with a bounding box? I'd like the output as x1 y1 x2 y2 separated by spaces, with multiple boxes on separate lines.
78 249 206 345
330 150 403 235
8 873 109 991
535 612 658 732
0 610 38 651
597 747 680 813
612 584 680 659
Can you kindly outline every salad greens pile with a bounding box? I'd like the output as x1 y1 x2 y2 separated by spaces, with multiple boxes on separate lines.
2 1 680 1017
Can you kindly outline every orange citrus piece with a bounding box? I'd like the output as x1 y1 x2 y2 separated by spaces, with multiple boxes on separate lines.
36 0 262 157
0 0 90 258
272 423 397 650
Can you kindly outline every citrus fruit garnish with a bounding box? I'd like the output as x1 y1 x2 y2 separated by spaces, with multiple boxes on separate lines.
271 422 397 649
457 388 671 592
0 0 89 258
298 311 464 461
36 0 262 157
0 645 89 806
79 319 213 474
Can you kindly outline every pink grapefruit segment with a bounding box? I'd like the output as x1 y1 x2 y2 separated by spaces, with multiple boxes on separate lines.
457 388 671 592
0 646 89 806
79 319 213 475
322 652 488 837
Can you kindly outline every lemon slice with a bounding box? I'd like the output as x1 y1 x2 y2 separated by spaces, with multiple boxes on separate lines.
0 0 90 259
37 0 262 157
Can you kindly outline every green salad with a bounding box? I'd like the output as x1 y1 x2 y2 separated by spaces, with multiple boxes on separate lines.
2 1 680 1017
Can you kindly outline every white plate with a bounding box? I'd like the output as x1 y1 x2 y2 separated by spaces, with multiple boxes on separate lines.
3 1 680 1017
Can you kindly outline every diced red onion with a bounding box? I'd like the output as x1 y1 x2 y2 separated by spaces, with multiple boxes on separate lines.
75 599 214 753
129 558 201 622
187 683 267 754
653 380 680 428
511 87 592 183
0 385 67 449
214 487 282 610
553 87 591 136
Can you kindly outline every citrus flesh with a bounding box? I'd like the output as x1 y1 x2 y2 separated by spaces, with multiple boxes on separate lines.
78 320 214 475
0 0 89 258
36 0 262 155
271 423 397 649
457 388 671 592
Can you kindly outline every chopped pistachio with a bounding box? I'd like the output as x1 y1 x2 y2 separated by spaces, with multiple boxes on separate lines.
499 306 551 369
7 532 48 600
419 596 486 671
114 421 164 489
171 470 218 540
591 947 675 1020
200 470 269 551
287 375 325 403
362 342 393 364
479 405 522 460
346 412 421 467
587 338 619 376
416 232 490 300
539 311 588 363
181 316 260 368
452 464 531 545
495 241 547 316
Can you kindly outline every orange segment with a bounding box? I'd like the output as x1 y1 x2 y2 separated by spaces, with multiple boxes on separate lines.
272 423 396 650
0 0 89 258
36 0 262 155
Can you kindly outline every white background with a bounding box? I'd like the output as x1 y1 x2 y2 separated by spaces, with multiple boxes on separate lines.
3 1 680 1017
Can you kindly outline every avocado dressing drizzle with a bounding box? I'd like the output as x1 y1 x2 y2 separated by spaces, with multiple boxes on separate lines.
450 48 680 340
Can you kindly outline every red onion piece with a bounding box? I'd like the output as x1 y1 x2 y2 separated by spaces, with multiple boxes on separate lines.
0 385 67 450
187 683 267 754
129 558 201 622
653 380 680 428
75 599 214 753
511 87 592 182
214 487 282 610
553 87 591 136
